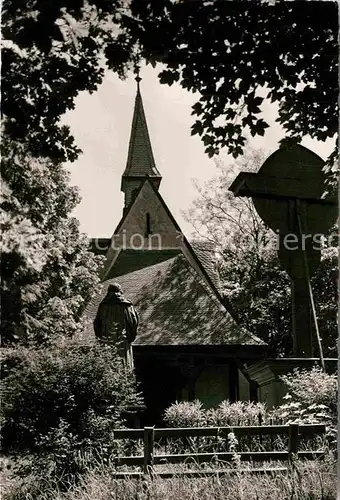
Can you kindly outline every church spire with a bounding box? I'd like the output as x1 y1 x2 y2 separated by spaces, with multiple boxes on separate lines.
121 75 162 209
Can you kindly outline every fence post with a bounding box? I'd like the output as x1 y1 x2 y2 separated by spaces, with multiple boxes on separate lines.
143 426 155 475
258 412 263 447
288 423 299 463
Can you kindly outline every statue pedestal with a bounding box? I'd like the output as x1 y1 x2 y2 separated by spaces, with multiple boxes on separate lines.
121 404 147 428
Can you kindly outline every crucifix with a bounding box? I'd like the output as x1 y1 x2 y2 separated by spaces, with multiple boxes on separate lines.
229 145 337 365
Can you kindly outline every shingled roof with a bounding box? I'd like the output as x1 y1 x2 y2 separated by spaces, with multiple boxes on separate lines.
105 249 181 280
83 253 263 347
189 240 221 292
89 240 222 292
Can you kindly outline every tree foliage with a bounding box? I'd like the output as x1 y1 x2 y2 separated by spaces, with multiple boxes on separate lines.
2 0 338 172
126 0 338 172
1 0 136 162
185 149 337 356
1 138 104 345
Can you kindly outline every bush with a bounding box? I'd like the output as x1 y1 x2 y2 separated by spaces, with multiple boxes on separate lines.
164 400 205 428
164 400 268 428
207 401 267 426
270 367 337 445
271 367 337 424
1 340 143 479
163 400 270 454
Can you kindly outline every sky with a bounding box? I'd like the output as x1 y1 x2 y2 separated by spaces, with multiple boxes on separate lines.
63 64 334 239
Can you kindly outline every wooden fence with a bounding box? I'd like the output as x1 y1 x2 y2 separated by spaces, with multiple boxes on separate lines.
111 423 326 478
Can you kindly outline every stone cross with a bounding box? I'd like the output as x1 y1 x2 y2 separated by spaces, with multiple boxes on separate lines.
229 145 337 357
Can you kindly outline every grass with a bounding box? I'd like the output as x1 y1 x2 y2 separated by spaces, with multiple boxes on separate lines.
2 456 336 500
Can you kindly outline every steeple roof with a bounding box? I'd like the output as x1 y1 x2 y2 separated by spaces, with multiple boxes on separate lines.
122 82 162 179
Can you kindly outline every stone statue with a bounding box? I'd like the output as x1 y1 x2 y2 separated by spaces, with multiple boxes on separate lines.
93 283 139 369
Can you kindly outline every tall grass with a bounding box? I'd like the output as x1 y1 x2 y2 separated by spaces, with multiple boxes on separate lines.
2 457 336 500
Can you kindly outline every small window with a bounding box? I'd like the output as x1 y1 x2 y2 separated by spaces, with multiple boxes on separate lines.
146 213 151 236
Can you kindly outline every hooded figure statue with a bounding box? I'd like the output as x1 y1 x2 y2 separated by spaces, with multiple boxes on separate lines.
93 283 139 369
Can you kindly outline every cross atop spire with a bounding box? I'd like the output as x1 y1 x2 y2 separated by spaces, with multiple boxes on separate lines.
134 62 142 87
121 77 162 208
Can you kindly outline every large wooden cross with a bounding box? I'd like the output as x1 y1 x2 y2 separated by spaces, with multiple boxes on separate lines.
229 145 337 358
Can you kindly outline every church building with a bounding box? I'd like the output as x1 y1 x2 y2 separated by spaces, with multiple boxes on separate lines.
85 80 267 424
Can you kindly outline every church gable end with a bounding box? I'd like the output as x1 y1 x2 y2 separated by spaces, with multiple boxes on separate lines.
113 180 182 250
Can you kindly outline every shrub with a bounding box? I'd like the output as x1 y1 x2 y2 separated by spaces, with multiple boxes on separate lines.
270 367 337 446
270 367 337 425
163 400 271 454
164 400 268 428
164 400 205 428
207 400 267 426
163 401 206 454
1 340 143 479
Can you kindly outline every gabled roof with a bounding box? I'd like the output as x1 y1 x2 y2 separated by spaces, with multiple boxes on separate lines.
109 178 228 307
106 249 181 279
188 240 220 292
122 83 162 180
83 254 264 347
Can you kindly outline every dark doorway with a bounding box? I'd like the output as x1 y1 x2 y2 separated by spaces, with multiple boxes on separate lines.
135 357 185 426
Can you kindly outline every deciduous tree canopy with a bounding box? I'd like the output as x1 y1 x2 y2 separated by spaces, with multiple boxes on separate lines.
129 1 338 165
1 138 104 345
2 0 338 172
2 0 132 162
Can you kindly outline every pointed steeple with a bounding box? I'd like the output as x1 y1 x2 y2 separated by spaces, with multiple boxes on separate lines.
121 77 162 209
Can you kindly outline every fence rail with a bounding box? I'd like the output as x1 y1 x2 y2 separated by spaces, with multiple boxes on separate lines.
112 423 326 478
113 423 325 440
